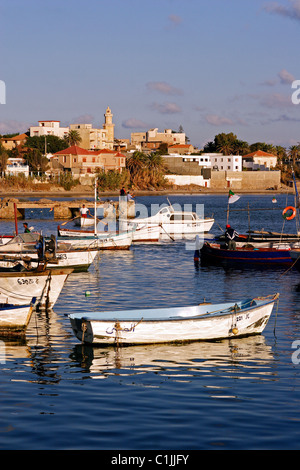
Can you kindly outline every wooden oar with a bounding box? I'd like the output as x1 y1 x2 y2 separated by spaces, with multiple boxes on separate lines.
61 215 80 226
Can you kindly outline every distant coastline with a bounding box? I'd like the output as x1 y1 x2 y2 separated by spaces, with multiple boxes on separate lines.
0 185 294 199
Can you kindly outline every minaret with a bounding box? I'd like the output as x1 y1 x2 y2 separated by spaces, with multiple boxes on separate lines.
103 106 115 149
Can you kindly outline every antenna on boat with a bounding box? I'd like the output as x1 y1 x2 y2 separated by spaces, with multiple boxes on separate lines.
167 197 174 212
292 168 300 233
94 177 97 236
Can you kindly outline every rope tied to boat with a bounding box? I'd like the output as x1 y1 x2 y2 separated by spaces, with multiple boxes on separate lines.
109 318 143 345
81 321 87 342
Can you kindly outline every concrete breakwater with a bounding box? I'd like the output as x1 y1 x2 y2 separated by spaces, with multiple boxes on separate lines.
0 198 135 219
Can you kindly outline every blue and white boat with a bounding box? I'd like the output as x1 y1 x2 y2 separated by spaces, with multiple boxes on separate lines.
200 242 293 266
69 293 279 345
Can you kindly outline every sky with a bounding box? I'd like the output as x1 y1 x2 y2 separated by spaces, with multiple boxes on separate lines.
1 0 300 149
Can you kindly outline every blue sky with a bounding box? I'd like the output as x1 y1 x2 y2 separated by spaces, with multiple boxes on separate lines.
1 0 300 149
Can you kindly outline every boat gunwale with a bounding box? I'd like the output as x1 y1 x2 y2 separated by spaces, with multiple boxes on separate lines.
69 295 278 323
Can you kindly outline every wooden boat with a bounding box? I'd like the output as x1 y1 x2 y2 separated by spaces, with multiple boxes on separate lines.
0 233 39 253
119 205 214 240
57 224 161 243
0 268 73 310
74 217 95 228
69 293 279 345
200 242 293 265
0 249 99 272
0 297 36 336
57 229 133 250
215 230 300 249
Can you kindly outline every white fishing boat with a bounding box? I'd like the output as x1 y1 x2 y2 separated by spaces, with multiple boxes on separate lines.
57 229 134 250
119 205 214 240
0 297 36 336
69 293 279 345
57 224 161 243
0 268 73 310
0 233 39 253
0 249 99 272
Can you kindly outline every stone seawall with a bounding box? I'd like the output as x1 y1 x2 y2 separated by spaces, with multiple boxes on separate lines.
0 198 135 219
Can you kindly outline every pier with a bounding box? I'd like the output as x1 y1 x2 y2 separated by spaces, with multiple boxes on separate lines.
0 198 135 219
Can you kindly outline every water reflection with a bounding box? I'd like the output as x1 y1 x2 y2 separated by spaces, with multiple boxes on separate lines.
71 336 274 382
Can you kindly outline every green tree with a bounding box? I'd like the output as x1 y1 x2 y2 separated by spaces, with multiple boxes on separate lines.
233 139 250 155
24 148 49 173
0 142 8 173
64 130 82 146
288 144 300 167
26 135 67 155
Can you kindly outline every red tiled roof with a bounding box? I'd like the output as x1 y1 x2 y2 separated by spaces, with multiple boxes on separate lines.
243 150 276 158
6 133 28 141
169 144 191 148
94 148 116 154
53 145 94 156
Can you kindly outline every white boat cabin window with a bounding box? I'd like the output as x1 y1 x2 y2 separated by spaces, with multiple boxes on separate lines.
170 214 195 221
159 207 170 214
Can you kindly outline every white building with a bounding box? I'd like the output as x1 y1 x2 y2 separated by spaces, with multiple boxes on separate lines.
206 153 242 171
5 158 29 177
29 121 69 139
181 153 242 171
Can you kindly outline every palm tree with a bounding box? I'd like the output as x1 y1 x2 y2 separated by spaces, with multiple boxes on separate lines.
0 142 8 173
233 139 250 156
288 145 300 167
65 130 82 146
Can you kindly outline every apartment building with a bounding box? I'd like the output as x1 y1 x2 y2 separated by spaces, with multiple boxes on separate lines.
29 121 69 139
131 128 186 151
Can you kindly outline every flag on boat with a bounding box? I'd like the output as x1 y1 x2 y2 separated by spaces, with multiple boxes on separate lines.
228 190 240 204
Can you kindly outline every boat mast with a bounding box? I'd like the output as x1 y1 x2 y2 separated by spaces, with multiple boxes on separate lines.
94 177 97 236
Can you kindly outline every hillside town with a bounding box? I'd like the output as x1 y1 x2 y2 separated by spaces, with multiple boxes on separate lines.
0 106 296 192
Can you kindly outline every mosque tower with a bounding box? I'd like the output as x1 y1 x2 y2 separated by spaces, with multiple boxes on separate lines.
103 106 115 149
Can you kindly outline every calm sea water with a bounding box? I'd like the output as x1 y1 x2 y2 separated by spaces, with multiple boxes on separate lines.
0 194 300 450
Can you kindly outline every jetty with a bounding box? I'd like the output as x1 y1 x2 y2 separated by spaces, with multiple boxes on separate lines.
0 198 135 220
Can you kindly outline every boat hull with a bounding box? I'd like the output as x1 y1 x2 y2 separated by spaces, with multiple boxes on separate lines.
200 243 293 265
0 249 98 272
122 219 215 239
0 269 72 310
289 250 300 270
69 295 278 345
0 301 35 336
58 225 160 243
74 217 95 227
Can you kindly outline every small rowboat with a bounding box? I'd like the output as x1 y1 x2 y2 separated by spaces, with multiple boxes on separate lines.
0 297 36 337
69 293 279 345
